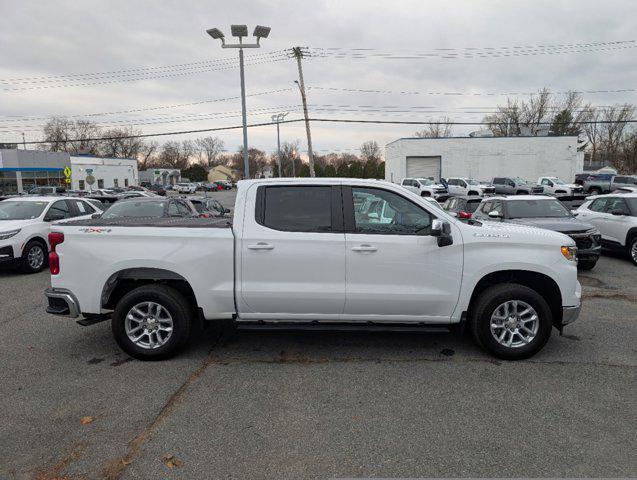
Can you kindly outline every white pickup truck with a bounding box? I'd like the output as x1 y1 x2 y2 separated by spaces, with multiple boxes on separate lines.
45 179 581 361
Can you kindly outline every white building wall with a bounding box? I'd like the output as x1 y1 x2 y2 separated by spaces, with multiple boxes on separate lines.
385 136 583 184
70 156 139 190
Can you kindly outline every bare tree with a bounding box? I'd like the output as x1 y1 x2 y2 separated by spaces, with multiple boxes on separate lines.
99 127 146 158
360 140 382 163
42 117 102 154
195 137 225 167
415 116 453 138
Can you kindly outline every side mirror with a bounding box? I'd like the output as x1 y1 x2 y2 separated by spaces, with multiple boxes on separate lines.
571 211 579 217
488 210 502 218
431 219 453 247
611 209 626 216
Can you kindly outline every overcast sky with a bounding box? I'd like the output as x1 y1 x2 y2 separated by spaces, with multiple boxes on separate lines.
1 0 635 157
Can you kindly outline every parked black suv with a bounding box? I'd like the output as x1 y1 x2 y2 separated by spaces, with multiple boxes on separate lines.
472 195 602 270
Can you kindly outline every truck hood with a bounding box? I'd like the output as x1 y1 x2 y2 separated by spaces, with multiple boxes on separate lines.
468 221 574 245
505 217 595 233
0 219 37 231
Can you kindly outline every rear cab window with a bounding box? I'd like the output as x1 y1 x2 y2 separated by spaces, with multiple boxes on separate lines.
256 186 341 233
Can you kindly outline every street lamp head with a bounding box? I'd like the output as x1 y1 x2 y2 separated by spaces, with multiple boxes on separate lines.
253 25 271 39
206 28 224 39
230 24 248 38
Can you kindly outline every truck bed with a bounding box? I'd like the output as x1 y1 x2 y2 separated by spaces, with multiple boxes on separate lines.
59 216 232 228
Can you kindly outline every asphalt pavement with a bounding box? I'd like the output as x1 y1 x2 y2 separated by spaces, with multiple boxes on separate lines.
0 191 635 479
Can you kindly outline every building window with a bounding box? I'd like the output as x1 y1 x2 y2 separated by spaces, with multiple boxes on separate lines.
98 179 104 188
79 180 85 190
114 178 119 188
124 178 129 187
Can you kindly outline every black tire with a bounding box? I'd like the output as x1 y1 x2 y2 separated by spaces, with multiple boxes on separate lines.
20 240 47 274
470 284 553 360
577 258 598 270
589 188 601 195
627 236 637 266
516 190 528 195
468 190 479 196
111 285 193 360
420 191 431 197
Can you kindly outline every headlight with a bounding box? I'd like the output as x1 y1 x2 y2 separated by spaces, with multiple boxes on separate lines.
561 245 577 261
0 229 21 240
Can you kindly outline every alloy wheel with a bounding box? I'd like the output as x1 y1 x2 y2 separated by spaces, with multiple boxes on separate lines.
27 245 45 270
489 300 539 348
125 301 174 349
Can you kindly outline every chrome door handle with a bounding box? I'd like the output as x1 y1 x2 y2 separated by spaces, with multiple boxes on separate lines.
351 244 377 252
248 243 274 250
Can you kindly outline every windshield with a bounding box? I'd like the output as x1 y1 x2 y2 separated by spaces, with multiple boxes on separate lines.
465 200 481 213
417 178 434 186
102 200 167 219
0 201 48 220
507 199 571 218
551 178 566 185
466 179 479 185
515 177 529 185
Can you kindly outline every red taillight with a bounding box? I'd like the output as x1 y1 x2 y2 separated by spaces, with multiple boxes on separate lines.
199 213 211 218
48 232 64 275
458 211 472 219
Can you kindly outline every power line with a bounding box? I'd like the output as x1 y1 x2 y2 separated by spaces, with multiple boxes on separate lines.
0 88 297 123
0 50 288 84
11 116 637 145
0 55 290 92
308 86 637 97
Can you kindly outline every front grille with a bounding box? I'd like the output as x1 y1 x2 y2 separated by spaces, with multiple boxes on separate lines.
571 187 584 194
565 231 597 250
0 245 14 261
435 188 447 194
531 186 543 193
483 187 495 193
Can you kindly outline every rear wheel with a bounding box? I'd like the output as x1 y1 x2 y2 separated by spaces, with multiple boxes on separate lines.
589 187 601 195
628 237 637 266
112 285 193 360
468 190 479 196
20 240 47 274
470 284 553 360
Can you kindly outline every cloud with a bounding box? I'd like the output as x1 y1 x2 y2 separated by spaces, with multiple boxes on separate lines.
0 0 634 154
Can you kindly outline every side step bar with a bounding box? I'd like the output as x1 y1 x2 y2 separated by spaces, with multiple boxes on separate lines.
236 321 452 333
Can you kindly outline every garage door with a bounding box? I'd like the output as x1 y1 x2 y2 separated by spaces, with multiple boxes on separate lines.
406 156 441 180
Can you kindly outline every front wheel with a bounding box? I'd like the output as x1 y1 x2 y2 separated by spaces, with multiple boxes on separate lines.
112 285 193 360
589 188 601 195
20 240 47 274
470 284 553 360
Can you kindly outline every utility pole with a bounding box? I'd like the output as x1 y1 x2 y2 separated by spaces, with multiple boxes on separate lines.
272 113 288 177
206 25 271 180
292 47 315 177
22 133 26 150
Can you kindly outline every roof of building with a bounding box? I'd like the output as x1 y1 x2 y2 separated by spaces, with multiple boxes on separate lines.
386 135 578 147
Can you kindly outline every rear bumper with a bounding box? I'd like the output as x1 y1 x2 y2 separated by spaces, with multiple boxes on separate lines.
45 288 80 318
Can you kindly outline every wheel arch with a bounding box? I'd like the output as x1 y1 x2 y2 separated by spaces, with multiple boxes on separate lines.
467 270 563 328
101 267 198 312
625 227 637 247
22 235 49 255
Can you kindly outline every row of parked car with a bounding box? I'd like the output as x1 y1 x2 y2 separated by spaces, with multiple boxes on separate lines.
0 192 231 274
440 192 637 269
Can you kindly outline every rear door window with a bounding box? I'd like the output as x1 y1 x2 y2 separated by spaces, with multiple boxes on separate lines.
589 198 608 212
259 186 333 232
45 200 72 220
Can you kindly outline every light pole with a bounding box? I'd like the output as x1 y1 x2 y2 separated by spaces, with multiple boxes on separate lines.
206 25 271 180
271 112 288 177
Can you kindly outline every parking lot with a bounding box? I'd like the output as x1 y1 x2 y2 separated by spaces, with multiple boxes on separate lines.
0 185 634 479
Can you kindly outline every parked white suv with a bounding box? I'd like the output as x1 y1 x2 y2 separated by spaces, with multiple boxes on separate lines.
575 193 637 265
445 178 495 196
537 176 584 196
401 177 448 199
0 197 102 273
175 183 197 194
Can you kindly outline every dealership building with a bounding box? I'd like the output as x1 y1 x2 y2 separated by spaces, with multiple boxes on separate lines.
385 136 584 184
0 149 139 193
